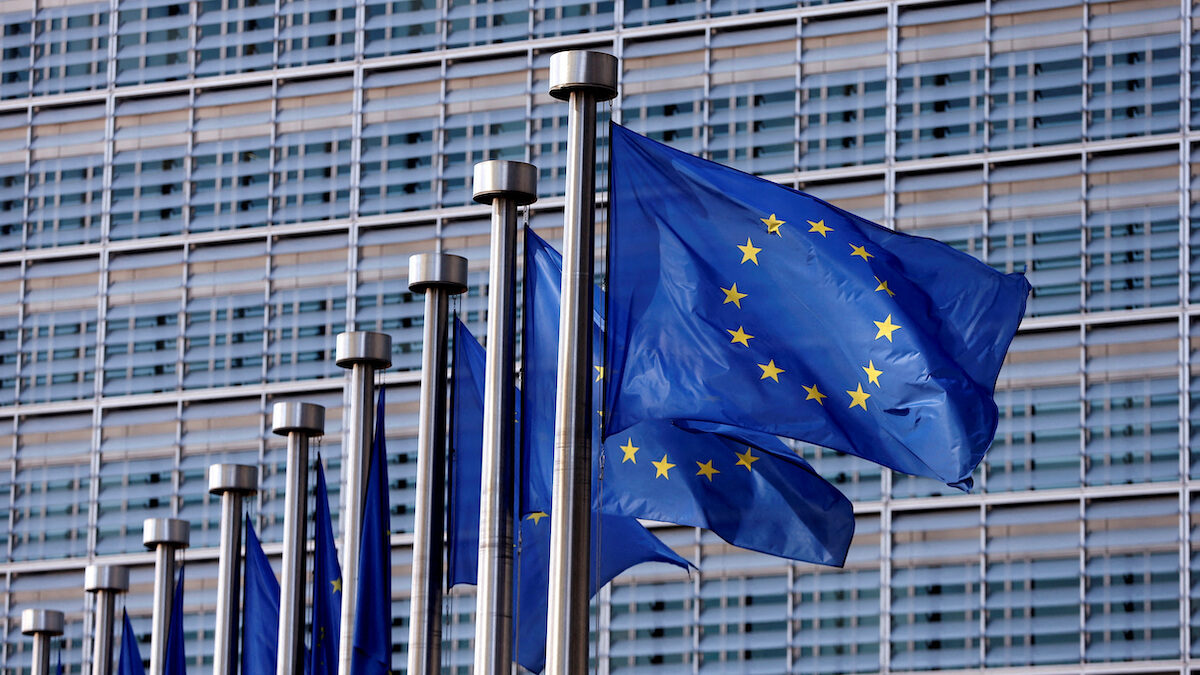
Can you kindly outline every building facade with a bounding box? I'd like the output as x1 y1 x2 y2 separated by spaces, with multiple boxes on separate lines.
0 0 1194 672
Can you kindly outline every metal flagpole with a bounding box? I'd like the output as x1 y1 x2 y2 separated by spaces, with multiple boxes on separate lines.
470 159 537 675
543 49 617 675
334 331 391 675
209 463 258 675
22 609 64 675
143 518 190 675
405 252 468 675
272 401 325 675
84 564 129 675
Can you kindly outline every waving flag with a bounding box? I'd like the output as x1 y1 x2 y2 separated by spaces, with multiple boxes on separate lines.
604 124 1030 489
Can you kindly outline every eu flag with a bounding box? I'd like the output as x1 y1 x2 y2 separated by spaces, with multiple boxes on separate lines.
165 566 186 675
241 518 279 675
117 610 145 675
605 124 1031 490
308 457 342 675
447 320 689 673
447 318 487 587
351 388 391 675
525 228 854 565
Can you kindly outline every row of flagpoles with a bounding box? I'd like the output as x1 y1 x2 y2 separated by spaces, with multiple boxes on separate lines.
18 48 609 675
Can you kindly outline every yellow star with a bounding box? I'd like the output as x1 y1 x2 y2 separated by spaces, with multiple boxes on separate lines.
846 383 871 410
695 460 720 481
526 511 549 524
862 360 883 387
761 213 785 236
652 454 675 479
850 243 873 261
803 383 827 405
808 219 833 237
727 326 754 347
620 438 639 464
594 365 604 381
758 359 784 382
331 578 342 593
737 238 762 265
721 283 747 308
874 314 901 342
735 447 759 471
874 276 895 297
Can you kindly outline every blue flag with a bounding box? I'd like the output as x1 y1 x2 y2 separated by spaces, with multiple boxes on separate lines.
308 458 342 675
56 640 63 675
525 230 855 565
350 388 391 675
165 566 186 675
117 610 145 675
447 320 689 673
604 124 1031 490
241 518 280 675
447 318 487 587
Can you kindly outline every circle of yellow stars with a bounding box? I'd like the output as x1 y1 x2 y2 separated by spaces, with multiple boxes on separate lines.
715 209 905 414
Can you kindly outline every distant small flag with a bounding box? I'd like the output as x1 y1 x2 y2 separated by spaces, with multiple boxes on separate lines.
117 610 145 675
350 388 391 675
165 566 186 675
308 457 342 675
56 637 63 675
241 518 280 675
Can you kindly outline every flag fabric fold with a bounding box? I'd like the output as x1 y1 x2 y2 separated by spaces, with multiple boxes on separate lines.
350 388 391 675
241 518 279 675
447 319 689 674
525 228 854 565
165 566 186 675
117 610 145 675
604 123 1031 490
308 457 342 675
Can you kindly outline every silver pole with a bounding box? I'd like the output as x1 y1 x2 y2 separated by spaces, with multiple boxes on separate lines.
22 609 64 675
544 49 617 675
143 518 190 675
209 464 258 675
470 160 538 675
272 401 325 675
405 252 468 675
334 331 392 675
85 564 130 675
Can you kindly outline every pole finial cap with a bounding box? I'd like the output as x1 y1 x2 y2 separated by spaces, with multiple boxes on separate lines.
335 331 393 369
271 401 325 436
207 464 258 495
549 50 618 101
142 517 190 549
472 160 538 206
84 564 129 593
21 609 64 636
407 253 468 295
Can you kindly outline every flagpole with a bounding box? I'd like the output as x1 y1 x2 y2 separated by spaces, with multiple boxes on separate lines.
84 564 129 675
272 402 325 675
405 252 468 675
22 609 64 675
470 160 537 675
209 463 258 675
143 518 189 675
544 49 617 675
334 331 391 675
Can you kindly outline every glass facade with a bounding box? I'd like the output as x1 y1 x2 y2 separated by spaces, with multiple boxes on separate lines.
0 0 1195 672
